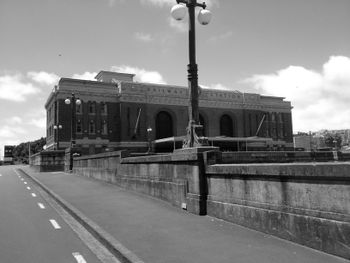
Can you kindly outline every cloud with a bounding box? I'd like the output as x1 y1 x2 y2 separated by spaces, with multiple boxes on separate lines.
200 83 237 91
0 74 41 102
27 71 59 86
244 56 350 132
208 31 233 43
111 65 166 84
140 0 174 7
8 116 23 125
168 17 187 33
0 124 26 139
72 72 98 81
134 32 154 42
29 117 46 129
105 0 125 6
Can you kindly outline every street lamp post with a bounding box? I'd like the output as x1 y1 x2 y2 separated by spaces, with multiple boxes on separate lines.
65 93 81 171
171 0 212 148
53 124 62 150
147 127 153 153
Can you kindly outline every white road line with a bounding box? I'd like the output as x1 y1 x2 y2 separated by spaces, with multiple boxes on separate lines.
21 178 24 181
0 174 2 177
31 193 37 197
27 186 31 190
24 182 27 184
72 252 87 263
38 203 45 209
49 219 61 229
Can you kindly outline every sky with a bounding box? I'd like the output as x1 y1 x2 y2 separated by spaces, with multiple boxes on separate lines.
1 0 350 155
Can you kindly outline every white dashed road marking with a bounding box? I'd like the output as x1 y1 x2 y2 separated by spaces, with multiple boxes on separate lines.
27 187 31 190
72 252 87 263
38 203 45 209
24 182 27 184
31 193 37 197
49 219 61 229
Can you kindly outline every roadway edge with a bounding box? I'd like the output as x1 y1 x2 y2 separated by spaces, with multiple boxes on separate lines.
18 168 145 263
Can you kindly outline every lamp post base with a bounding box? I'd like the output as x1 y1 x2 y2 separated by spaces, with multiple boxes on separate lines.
182 120 209 148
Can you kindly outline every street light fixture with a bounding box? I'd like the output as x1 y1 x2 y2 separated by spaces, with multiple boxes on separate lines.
65 93 81 171
171 0 212 148
147 127 153 153
53 124 63 150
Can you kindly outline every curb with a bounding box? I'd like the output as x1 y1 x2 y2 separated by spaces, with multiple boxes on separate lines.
18 168 145 263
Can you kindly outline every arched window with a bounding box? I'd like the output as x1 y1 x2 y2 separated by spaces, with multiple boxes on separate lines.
156 111 173 139
220 114 233 137
101 120 108 135
89 120 95 134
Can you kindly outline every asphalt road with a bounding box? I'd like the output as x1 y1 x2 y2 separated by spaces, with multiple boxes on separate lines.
0 165 102 263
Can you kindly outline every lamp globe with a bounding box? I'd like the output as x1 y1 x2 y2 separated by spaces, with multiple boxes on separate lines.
171 4 187 21
198 9 212 25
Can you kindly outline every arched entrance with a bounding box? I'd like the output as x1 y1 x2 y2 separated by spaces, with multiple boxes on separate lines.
220 114 233 137
156 111 173 139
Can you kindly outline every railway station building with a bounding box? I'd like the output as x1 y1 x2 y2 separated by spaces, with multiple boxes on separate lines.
45 71 293 155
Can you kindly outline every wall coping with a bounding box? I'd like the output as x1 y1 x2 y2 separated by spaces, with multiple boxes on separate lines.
206 162 350 178
74 150 128 161
121 153 201 164
121 148 219 164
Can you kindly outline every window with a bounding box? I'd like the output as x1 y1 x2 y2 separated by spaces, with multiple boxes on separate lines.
76 120 82 133
271 113 276 122
89 120 95 134
76 102 82 114
278 113 283 123
89 102 96 114
100 102 107 115
102 121 108 135
127 107 130 136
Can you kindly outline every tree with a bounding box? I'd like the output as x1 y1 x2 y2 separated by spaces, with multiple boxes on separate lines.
324 133 342 149
12 137 46 163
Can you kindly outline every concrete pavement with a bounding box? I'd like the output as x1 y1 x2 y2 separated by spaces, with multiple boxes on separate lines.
20 166 349 263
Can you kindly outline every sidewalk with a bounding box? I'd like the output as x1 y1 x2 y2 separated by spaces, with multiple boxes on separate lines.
21 167 349 263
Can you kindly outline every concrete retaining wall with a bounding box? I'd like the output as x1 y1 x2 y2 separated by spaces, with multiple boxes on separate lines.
73 151 193 212
220 151 350 163
205 163 350 259
72 150 350 259
30 150 65 172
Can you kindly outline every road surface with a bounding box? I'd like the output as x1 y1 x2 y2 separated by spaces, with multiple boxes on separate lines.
0 165 106 263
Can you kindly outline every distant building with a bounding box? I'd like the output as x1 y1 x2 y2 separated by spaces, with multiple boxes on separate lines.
293 133 313 151
3 145 15 164
45 71 294 154
330 129 350 146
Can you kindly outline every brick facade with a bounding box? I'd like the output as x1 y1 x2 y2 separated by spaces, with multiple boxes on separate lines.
45 71 293 154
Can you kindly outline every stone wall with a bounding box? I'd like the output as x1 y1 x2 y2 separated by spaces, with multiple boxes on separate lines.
30 150 65 172
72 150 350 259
73 151 199 213
219 150 350 163
205 162 350 259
